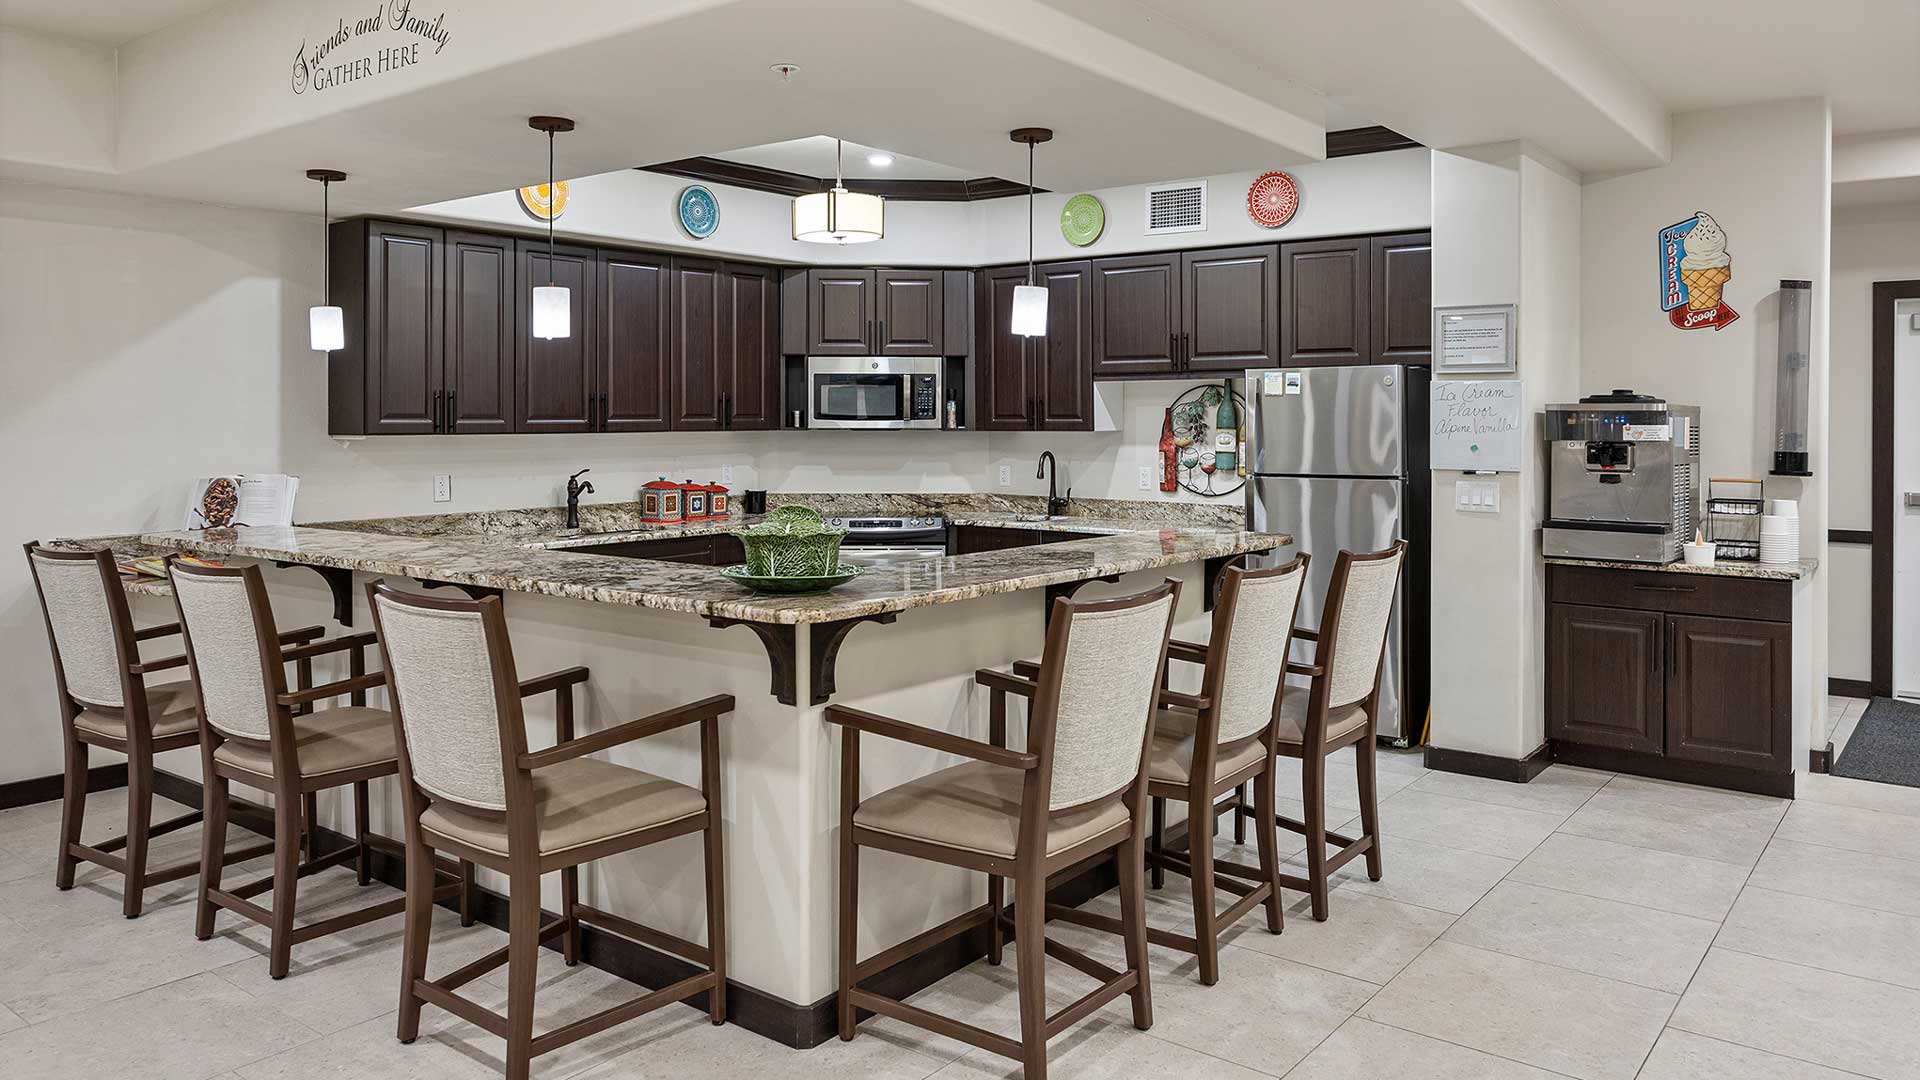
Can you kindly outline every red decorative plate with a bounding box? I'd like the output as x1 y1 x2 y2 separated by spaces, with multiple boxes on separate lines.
1246 171 1298 229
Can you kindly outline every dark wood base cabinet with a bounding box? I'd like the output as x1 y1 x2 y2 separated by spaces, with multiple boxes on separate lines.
1546 564 1794 797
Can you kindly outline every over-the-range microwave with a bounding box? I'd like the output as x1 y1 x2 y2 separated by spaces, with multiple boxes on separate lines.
803 356 944 430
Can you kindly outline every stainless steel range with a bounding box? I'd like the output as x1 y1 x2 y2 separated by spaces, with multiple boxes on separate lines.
827 514 948 568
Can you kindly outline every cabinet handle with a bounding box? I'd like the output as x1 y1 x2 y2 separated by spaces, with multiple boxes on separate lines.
1182 331 1192 370
432 389 443 432
600 393 609 430
1169 333 1177 368
1631 584 1697 593
445 389 455 432
878 319 886 349
1667 619 1677 674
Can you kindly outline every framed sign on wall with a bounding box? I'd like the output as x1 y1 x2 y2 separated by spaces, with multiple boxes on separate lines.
1434 303 1518 374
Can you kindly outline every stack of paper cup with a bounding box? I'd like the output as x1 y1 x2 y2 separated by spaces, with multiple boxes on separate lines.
1759 511 1800 565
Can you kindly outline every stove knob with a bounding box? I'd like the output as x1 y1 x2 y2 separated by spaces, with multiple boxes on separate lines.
826 517 843 528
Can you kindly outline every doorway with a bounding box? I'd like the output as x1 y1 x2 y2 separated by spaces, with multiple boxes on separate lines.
1897 298 1920 699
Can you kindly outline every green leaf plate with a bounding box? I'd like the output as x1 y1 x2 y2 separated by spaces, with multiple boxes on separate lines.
1060 193 1105 247
719 563 865 594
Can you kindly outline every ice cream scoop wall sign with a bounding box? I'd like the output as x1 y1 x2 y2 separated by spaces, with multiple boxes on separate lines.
1660 211 1739 331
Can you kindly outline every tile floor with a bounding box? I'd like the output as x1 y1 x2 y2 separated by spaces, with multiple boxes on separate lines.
3 705 1918 1080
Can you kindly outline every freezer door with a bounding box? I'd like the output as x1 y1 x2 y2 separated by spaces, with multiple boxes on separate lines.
1249 365 1408 477
1250 476 1409 740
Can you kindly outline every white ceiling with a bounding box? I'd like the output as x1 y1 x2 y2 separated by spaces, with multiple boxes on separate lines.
717 136 980 182
0 0 223 45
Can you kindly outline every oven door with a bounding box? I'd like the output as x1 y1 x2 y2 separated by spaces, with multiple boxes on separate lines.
838 544 947 569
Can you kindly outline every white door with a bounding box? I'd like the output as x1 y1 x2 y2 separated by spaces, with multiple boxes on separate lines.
1895 299 1920 697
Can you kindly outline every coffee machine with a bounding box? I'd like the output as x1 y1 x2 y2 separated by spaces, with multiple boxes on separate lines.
1543 390 1700 564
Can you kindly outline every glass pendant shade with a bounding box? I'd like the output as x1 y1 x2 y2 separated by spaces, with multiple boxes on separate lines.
531 285 571 339
309 305 345 351
793 185 884 244
1011 284 1048 337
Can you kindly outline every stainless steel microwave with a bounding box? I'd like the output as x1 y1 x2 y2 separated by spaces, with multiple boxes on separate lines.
804 356 944 430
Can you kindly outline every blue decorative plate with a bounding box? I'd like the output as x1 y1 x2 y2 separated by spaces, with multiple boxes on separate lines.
678 185 719 239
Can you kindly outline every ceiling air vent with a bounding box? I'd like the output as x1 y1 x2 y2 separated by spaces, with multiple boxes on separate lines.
1143 180 1207 234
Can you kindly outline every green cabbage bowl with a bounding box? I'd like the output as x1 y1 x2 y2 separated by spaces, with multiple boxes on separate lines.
738 506 846 577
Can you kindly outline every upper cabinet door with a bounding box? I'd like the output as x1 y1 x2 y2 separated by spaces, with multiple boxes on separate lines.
976 267 1035 431
598 250 671 432
1091 252 1180 378
514 240 597 433
719 261 780 430
874 269 945 355
669 256 725 431
807 268 875 354
1371 232 1432 366
364 221 445 435
1035 260 1094 431
1280 237 1371 367
1183 244 1279 372
445 231 516 434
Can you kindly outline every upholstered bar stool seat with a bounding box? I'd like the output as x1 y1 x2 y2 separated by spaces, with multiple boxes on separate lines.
1274 695 1370 746
73 681 202 741
418 758 706 860
854 761 1130 859
1147 722 1269 786
211 705 398 781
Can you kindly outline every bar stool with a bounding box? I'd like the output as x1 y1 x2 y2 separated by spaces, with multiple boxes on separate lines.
831 580 1180 1080
1237 542 1407 921
22 543 293 917
366 581 731 1080
169 561 472 978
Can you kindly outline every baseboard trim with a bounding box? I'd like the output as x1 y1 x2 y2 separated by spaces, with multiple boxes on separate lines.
1423 743 1552 784
1829 677 1875 699
1549 743 1794 798
148 769 1186 1050
0 763 128 811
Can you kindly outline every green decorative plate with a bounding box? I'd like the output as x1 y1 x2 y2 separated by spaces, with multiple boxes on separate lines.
720 563 864 595
1060 194 1105 247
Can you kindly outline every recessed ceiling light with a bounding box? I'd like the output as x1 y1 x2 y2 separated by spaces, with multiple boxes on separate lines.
866 153 894 168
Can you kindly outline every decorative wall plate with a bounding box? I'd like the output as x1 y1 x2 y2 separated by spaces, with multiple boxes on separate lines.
1060 193 1105 247
1246 171 1299 229
517 181 569 221
678 184 720 239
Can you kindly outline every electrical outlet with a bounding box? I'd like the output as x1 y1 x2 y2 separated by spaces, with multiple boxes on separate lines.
998 465 1011 486
432 474 452 503
721 463 734 485
1138 466 1152 491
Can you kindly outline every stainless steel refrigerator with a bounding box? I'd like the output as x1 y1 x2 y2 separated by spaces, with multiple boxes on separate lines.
1245 364 1430 744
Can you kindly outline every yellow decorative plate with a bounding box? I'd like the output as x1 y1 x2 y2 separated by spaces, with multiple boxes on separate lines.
518 181 569 221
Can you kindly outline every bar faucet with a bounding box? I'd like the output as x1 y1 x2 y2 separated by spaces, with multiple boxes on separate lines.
565 468 594 530
1035 452 1070 518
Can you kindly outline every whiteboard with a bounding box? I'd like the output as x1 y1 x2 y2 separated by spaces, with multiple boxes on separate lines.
1430 379 1523 472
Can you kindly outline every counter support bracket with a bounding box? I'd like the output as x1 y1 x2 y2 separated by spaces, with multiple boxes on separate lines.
417 578 505 603
1203 554 1250 612
708 613 897 706
1044 575 1122 628
274 562 353 627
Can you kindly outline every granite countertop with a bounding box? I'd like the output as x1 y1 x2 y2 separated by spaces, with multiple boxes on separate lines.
1544 556 1818 581
112 494 1284 626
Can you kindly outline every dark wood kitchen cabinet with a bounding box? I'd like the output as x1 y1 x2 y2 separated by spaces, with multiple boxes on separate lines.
803 268 944 355
596 250 671 432
669 256 726 431
668 257 779 431
1546 563 1795 796
977 262 1094 431
327 219 445 436
1371 232 1433 366
977 266 1035 430
806 268 874 355
1091 253 1180 377
514 239 597 433
1183 244 1281 372
444 230 517 433
1280 237 1371 367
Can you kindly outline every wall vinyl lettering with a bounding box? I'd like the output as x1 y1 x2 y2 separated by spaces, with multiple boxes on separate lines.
291 2 452 95
1659 211 1740 331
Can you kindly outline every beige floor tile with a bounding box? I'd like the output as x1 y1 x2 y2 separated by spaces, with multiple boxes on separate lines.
1797 770 1920 819
1670 948 1920 1080
1774 800 1920 863
1557 776 1786 867
1359 941 1675 1080
0 971 318 1080
1441 881 1718 994
1508 833 1749 921
0 1001 22 1035
1366 789 1565 861
1408 765 1611 816
1228 890 1453 984
859 958 1071 1066
1718 886 1920 991
1327 742 1429 778
1637 1029 1861 1080
574 1013 946 1080
1749 836 1920 917
1302 833 1518 916
924 1019 1275 1080
233 1010 521 1080
1285 1017 1568 1080
0 842 45 886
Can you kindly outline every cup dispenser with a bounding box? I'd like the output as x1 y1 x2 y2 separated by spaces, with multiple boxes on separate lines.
1771 279 1813 476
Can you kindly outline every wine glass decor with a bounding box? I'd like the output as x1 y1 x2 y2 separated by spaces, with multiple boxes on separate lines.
1167 383 1247 497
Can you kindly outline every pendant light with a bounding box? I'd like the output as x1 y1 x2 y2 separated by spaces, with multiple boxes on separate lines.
1008 128 1053 337
792 138 884 244
528 116 575 339
306 169 347 351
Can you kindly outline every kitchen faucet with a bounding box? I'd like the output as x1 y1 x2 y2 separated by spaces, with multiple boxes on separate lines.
565 468 594 530
1035 452 1070 518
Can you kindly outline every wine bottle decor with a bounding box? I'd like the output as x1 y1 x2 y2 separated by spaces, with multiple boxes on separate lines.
1167 383 1248 498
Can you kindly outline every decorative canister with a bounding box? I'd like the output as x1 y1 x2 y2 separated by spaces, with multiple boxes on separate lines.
640 477 684 524
681 479 709 521
705 483 730 519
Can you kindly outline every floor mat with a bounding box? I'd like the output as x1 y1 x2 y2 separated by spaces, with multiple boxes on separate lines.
1831 697 1920 789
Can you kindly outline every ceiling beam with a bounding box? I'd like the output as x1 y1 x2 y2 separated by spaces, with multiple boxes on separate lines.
642 157 1040 201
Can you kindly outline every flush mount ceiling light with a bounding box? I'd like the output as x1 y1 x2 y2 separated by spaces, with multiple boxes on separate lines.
1009 127 1053 337
793 138 884 244
866 152 894 168
307 168 347 352
528 115 575 339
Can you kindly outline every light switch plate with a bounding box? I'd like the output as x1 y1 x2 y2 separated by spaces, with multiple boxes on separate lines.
1455 479 1498 513
998 465 1011 486
721 463 734 485
432 474 452 503
1138 466 1152 490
